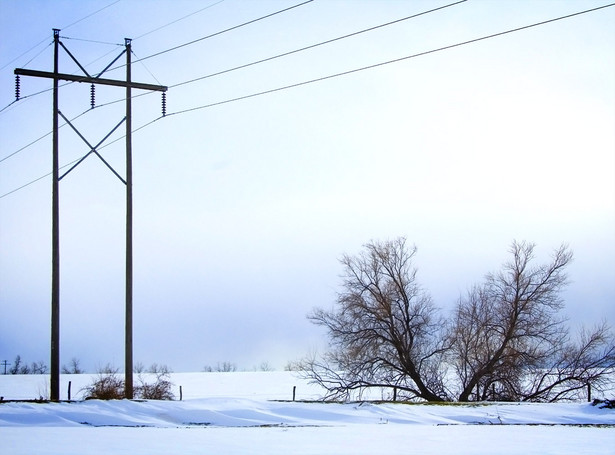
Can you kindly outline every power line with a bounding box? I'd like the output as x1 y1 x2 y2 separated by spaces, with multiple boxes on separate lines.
0 38 122 115
132 51 164 87
2 2 613 199
165 2 615 117
0 0 312 116
0 108 92 164
0 0 316 160
0 0 220 111
1 1 465 122
18 41 54 71
74 0 315 76
129 0 315 66
0 1 124 113
0 0 122 72
134 0 226 40
61 0 122 30
0 37 51 72
80 0 226 70
0 41 54 114
169 0 467 90
0 0 228 138
60 36 124 46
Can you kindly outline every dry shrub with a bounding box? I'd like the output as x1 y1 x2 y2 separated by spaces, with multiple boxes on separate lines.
83 365 124 400
83 364 174 400
135 364 174 400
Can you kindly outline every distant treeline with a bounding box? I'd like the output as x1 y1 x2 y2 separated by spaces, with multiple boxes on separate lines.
2 356 83 375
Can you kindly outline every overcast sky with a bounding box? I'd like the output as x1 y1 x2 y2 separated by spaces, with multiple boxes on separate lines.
1 0 614 373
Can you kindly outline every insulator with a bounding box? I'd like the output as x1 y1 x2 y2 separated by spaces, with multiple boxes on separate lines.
15 75 20 101
161 92 167 117
90 84 95 109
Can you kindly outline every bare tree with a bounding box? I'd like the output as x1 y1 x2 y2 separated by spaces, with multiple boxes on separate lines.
62 357 83 374
9 355 23 374
304 238 613 403
204 361 237 373
451 241 574 401
8 355 48 375
305 238 449 402
522 321 615 402
30 360 48 374
218 361 237 372
258 361 274 372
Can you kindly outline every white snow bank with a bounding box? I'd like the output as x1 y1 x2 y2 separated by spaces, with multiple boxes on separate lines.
1 398 614 428
1 372 614 429
1 372 614 455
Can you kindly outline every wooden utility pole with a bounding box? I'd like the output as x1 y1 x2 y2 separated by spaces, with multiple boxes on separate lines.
124 38 134 400
51 28 61 402
15 29 166 401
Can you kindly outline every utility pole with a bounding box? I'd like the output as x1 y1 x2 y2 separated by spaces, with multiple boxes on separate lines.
51 28 60 404
125 38 134 400
14 29 166 401
1 360 8 375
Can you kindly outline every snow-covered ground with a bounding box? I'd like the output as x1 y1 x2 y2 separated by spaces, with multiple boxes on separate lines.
1 372 614 454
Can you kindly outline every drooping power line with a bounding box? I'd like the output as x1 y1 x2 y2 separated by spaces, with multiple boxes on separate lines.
0 0 122 72
2 2 614 199
129 0 315 66
169 0 467 90
1 1 464 132
81 0 226 70
134 0 226 40
165 2 615 117
0 0 312 114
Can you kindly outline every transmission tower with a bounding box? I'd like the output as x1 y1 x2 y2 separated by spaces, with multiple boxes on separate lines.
14 29 167 401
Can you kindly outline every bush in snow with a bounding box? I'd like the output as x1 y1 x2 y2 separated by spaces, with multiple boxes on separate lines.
83 364 174 400
135 364 174 400
83 365 125 400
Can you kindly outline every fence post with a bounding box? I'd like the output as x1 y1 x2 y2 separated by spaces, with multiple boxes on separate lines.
292 386 296 402
588 383 592 402
68 381 72 401
179 385 183 401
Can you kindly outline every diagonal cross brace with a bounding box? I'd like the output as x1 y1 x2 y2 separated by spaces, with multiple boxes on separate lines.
59 40 92 79
58 110 127 184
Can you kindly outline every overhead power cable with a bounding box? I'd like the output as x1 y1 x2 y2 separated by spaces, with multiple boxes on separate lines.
0 0 121 72
60 36 124 46
0 0 124 113
165 2 615 117
2 2 613 199
0 0 221 109
0 37 51 73
0 0 310 114
0 108 93 164
2 0 466 118
81 0 226 70
128 0 315 66
170 0 467 90
134 0 226 40
61 0 122 30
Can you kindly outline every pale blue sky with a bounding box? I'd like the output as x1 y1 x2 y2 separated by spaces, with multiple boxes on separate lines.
1 0 614 372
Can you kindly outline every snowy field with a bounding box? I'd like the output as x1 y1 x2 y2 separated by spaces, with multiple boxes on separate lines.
1 372 614 454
